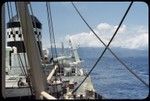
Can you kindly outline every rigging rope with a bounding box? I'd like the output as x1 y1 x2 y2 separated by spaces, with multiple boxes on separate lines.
18 54 27 76
29 3 56 96
7 3 34 96
7 3 14 41
14 2 28 76
46 2 58 58
71 1 146 93
48 3 58 58
7 2 27 76
7 2 28 76
46 2 54 58
29 3 43 58
15 2 34 95
46 2 60 98
71 2 149 88
9 2 13 20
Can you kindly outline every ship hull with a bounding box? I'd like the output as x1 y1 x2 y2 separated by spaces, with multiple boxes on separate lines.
5 87 31 97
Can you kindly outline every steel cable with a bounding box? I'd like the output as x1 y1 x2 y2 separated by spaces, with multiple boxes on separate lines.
71 1 147 93
46 2 54 58
15 2 34 95
71 2 149 88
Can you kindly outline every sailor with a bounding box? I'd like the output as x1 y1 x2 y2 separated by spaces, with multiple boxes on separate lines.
17 77 25 87
73 93 76 99
26 74 30 84
26 69 31 83
50 57 53 63
80 94 83 99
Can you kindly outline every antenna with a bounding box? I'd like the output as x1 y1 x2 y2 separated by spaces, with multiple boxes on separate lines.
61 42 65 56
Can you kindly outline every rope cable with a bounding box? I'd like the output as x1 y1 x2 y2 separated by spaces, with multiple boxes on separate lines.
9 2 13 20
8 3 34 96
15 2 28 76
46 3 60 98
8 2 27 75
15 2 34 95
29 3 43 58
48 3 58 58
7 2 27 76
72 1 136 93
71 2 149 88
46 2 54 58
6 2 13 41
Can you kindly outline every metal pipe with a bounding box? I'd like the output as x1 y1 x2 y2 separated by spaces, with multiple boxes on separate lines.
41 91 56 100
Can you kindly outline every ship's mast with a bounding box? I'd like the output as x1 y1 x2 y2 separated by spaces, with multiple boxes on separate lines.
2 3 6 98
69 38 80 62
16 2 46 99
61 42 65 55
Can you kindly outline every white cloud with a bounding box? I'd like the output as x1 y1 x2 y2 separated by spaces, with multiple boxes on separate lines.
121 33 148 49
96 23 126 35
65 22 148 49
112 24 126 34
97 23 111 31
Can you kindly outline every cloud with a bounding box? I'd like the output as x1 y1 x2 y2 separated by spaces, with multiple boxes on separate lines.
65 22 148 49
96 23 126 35
97 23 112 31
121 33 148 49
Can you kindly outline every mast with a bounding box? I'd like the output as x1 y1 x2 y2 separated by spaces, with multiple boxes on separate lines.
61 42 65 55
2 3 5 98
69 37 80 62
16 2 46 99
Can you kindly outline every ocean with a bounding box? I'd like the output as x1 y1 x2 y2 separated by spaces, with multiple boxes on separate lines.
77 47 149 99
6 47 149 99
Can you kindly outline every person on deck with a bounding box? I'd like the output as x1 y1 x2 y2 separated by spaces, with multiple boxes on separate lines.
17 77 25 87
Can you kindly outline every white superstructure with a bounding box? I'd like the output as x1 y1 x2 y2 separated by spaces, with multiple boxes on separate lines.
5 15 43 97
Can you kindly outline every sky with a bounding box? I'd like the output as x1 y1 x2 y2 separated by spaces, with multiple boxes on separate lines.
5 2 148 49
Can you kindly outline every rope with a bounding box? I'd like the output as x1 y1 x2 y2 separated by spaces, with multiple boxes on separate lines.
9 2 13 20
7 2 27 76
6 2 13 40
29 3 43 58
7 2 16 41
18 54 27 76
8 2 27 75
15 2 34 95
71 1 138 93
46 3 60 98
8 3 33 95
46 2 58 58
46 2 54 58
71 2 149 88
49 3 58 58
15 2 28 76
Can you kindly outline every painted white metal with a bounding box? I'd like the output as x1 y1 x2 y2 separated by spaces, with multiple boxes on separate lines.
61 42 65 55
41 91 56 100
5 47 12 72
6 87 31 97
47 65 58 84
6 28 42 41
69 38 80 62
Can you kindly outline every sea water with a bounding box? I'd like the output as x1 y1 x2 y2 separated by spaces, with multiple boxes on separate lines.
6 47 149 99
77 47 149 99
